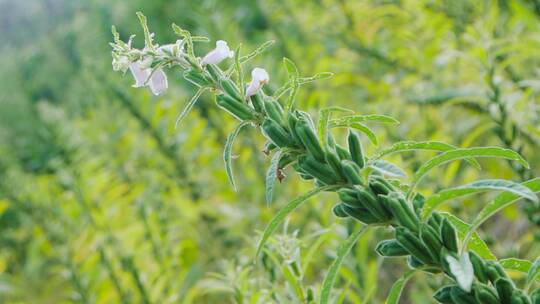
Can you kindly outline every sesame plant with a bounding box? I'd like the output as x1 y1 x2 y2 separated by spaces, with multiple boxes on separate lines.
111 13 540 304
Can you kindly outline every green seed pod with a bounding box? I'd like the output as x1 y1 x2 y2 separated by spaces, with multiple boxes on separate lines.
375 239 409 257
469 251 488 284
407 256 424 269
287 111 304 146
420 224 443 261
450 286 476 304
216 94 255 121
250 93 265 113
383 194 419 232
205 64 223 81
412 193 426 216
428 213 443 232
530 289 540 304
332 204 349 218
298 171 314 180
220 78 243 101
510 290 530 304
263 98 285 125
335 144 352 161
341 160 363 185
440 218 458 253
338 188 360 206
356 187 390 221
183 69 211 87
347 130 365 168
486 262 508 283
327 132 337 151
341 204 380 224
475 285 500 304
297 155 338 185
433 285 455 304
395 227 433 265
295 118 325 162
368 176 394 196
325 150 346 181
261 118 295 148
278 153 295 169
495 278 515 304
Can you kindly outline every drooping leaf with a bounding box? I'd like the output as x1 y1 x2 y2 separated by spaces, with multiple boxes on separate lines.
330 122 378 146
372 141 480 169
329 114 399 126
318 106 354 148
175 87 209 128
223 121 252 191
526 258 540 289
463 178 540 247
320 226 367 304
371 160 406 177
265 150 282 205
410 147 529 193
421 179 537 220
441 213 496 260
255 186 338 258
384 270 416 304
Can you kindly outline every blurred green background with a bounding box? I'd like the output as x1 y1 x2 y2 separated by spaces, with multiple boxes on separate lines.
0 0 539 303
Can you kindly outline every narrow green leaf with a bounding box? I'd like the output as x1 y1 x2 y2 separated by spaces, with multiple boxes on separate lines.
136 12 154 50
265 150 282 205
234 44 244 97
299 72 334 84
500 258 532 274
410 147 529 194
330 114 399 126
371 141 480 169
283 57 299 78
175 87 209 128
320 226 368 304
240 40 275 63
330 122 378 146
526 258 540 289
421 179 538 220
283 58 299 112
255 186 338 258
318 107 354 148
463 178 540 248
223 121 252 191
172 23 194 57
441 213 496 260
384 270 416 304
371 160 406 177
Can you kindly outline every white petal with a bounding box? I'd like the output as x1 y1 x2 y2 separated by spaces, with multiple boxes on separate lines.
129 62 150 88
246 68 269 97
149 69 168 96
446 252 474 292
201 40 234 65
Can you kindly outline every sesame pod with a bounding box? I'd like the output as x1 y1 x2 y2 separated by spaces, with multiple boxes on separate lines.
433 285 455 304
486 262 508 283
295 118 325 162
347 130 365 168
297 155 338 185
261 118 295 148
375 239 409 257
428 212 444 232
420 224 443 261
440 218 459 253
220 78 243 101
249 93 265 113
475 286 500 304
531 289 540 304
298 171 314 180
287 111 304 145
205 64 223 81
325 150 346 181
278 153 295 169
183 70 211 87
395 227 433 265
341 205 380 224
336 144 352 161
511 291 530 304
495 278 515 304
263 98 285 125
383 194 419 232
216 94 255 121
407 256 425 269
332 204 349 218
369 176 395 196
338 188 361 207
450 287 476 304
469 251 488 284
413 193 426 216
341 160 363 185
327 132 337 150
356 187 389 221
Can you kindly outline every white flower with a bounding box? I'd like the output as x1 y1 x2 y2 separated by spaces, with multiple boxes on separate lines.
201 40 234 65
112 55 130 72
128 60 168 95
446 252 474 292
148 69 168 95
245 68 269 97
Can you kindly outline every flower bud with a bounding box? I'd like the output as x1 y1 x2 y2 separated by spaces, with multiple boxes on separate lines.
246 68 269 97
201 40 234 65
